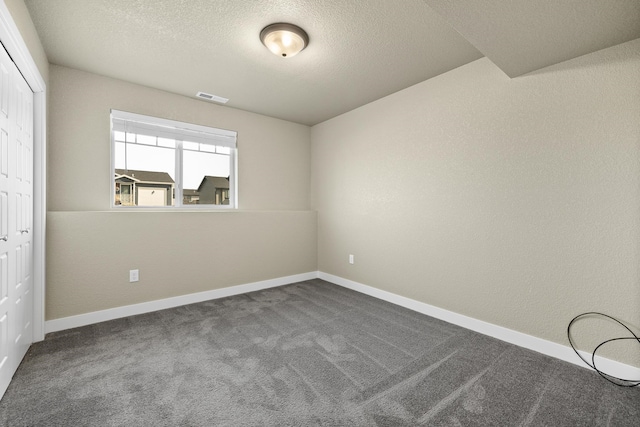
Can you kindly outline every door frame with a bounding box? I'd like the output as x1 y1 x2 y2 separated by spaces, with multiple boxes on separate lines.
0 2 46 342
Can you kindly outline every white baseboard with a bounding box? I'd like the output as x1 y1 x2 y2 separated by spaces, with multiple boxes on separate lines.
45 272 320 334
45 270 639 381
319 272 640 382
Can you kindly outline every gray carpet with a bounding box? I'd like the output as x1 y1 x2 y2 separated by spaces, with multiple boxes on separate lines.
1 279 638 426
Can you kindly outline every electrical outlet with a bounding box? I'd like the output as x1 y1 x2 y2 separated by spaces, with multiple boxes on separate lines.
129 269 139 282
349 254 354 265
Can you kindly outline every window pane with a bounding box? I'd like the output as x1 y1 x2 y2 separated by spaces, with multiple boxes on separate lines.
200 144 217 153
217 146 231 155
114 141 126 170
158 137 175 148
114 139 175 206
137 134 156 146
183 150 231 205
114 130 125 141
183 141 199 151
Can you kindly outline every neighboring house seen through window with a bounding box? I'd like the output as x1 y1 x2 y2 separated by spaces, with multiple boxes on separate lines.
111 110 237 208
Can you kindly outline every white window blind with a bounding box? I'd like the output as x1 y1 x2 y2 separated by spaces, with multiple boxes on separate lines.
111 110 237 148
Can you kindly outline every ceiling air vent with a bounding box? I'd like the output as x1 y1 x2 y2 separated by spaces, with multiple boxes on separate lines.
196 91 229 104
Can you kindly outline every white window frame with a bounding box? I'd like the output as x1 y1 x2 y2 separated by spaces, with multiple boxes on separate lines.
110 110 238 209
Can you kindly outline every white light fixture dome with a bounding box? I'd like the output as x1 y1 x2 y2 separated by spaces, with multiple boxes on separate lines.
260 23 309 58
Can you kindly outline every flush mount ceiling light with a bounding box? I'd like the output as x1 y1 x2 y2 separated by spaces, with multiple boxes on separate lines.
260 23 309 58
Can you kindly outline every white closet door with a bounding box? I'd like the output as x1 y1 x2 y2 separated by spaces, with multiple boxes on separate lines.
0 43 34 399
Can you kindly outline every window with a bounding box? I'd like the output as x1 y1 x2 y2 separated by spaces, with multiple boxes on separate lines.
111 110 237 208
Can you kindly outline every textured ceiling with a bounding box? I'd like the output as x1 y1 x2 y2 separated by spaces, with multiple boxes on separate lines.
24 0 482 125
424 0 640 77
24 0 640 125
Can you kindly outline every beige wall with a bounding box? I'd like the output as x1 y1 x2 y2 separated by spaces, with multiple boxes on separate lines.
49 65 310 211
47 211 316 319
4 0 48 82
47 65 316 319
311 39 640 367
